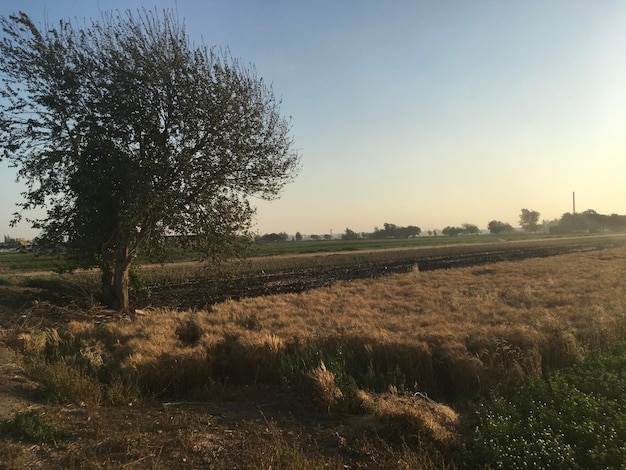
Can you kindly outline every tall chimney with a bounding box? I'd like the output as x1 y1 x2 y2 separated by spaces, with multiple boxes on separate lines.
573 192 576 215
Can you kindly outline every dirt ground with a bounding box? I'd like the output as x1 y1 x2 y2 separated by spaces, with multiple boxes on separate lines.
135 238 624 310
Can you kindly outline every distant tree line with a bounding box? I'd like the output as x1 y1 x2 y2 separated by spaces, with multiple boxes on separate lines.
551 210 626 234
340 223 421 240
255 209 626 242
442 223 481 237
369 223 421 239
256 232 289 242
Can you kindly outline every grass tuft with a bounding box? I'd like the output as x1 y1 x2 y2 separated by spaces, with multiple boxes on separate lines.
307 361 344 411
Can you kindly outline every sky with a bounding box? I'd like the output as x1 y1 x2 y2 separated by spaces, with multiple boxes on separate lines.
1 0 625 238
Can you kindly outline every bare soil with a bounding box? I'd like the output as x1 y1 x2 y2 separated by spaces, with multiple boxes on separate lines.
135 237 623 310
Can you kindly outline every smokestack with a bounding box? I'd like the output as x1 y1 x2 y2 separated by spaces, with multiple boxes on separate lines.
573 192 576 215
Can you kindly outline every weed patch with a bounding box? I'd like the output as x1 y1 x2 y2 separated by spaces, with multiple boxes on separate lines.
464 341 626 469
1 409 61 444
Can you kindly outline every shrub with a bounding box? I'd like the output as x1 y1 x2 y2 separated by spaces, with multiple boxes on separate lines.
2 409 61 444
175 319 203 346
307 361 343 411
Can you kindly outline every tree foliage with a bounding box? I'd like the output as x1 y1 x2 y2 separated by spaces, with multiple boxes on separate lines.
370 223 420 239
519 209 541 233
552 210 626 234
462 223 480 235
487 220 514 234
442 226 462 237
442 224 480 236
342 228 360 240
258 232 289 242
0 10 299 312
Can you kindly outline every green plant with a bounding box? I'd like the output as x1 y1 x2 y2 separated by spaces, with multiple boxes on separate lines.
464 341 626 469
2 409 61 444
0 275 16 286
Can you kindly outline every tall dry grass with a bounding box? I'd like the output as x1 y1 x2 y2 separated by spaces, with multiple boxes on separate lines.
12 247 626 406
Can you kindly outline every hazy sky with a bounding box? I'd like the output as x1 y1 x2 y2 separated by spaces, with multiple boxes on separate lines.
2 1 625 238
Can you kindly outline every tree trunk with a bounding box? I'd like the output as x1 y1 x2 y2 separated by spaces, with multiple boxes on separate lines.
99 241 133 314
113 243 132 315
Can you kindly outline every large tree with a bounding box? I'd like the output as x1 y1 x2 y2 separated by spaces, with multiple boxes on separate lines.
0 11 300 313
487 220 514 234
519 209 541 233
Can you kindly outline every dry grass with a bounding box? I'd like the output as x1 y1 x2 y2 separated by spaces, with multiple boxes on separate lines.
41 246 624 400
308 361 344 411
6 246 626 467
357 389 459 444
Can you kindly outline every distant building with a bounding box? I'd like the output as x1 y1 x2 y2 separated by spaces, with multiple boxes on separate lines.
1 235 33 251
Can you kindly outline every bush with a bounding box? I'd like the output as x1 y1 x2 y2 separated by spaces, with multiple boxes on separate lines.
464 341 626 469
2 409 61 444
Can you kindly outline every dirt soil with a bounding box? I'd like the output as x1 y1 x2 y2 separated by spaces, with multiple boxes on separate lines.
0 237 623 468
135 238 623 310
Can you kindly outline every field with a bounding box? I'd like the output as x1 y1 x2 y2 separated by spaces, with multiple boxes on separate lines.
0 234 625 468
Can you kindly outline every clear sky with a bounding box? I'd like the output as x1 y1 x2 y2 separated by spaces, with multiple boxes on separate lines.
2 1 625 238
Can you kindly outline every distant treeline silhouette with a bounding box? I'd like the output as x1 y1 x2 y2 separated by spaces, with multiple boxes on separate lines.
550 210 626 234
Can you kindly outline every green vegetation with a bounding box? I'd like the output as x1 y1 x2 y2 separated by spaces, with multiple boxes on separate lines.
1 409 61 444
519 208 541 233
465 341 626 469
0 252 69 272
553 209 626 234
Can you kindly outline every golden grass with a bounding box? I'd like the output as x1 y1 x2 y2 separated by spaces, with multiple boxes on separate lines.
14 247 626 405
357 389 459 444
308 361 344 411
7 246 626 468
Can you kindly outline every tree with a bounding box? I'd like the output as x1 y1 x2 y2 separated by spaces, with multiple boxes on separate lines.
462 223 480 235
370 223 421 239
259 232 289 242
342 228 360 240
294 232 302 241
442 226 462 237
557 212 587 233
487 220 514 234
519 209 541 233
555 209 620 234
608 214 626 233
0 11 300 313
